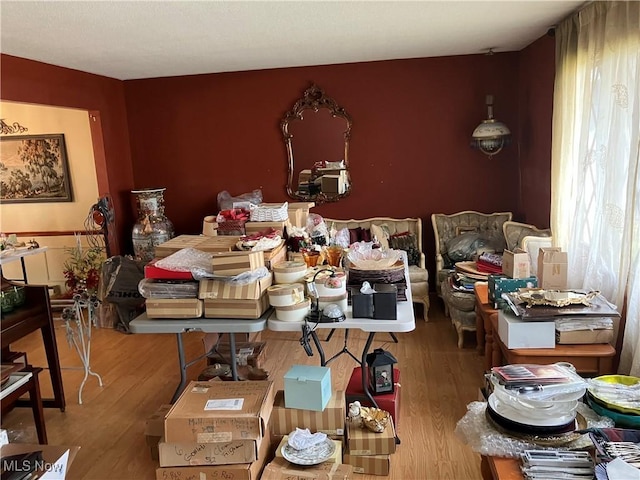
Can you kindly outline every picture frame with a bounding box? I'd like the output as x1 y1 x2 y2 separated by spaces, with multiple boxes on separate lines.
0 134 73 203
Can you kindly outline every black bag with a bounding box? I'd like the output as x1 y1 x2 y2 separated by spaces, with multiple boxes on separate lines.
100 256 145 333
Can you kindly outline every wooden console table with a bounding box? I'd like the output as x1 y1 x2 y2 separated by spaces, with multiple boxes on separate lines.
475 282 498 369
1 276 66 411
489 311 616 376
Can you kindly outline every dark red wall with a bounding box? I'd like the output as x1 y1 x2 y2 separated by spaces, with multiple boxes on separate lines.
124 53 523 281
1 39 555 286
0 54 136 253
517 35 555 229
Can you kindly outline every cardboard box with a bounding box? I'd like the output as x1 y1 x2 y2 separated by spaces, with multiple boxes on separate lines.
538 247 568 290
155 235 239 257
0 444 81 479
263 241 287 270
270 389 346 436
321 175 346 194
346 418 396 455
275 435 342 463
199 274 273 300
156 428 271 480
284 365 332 412
298 169 313 184
211 251 265 275
207 341 266 368
159 437 260 466
287 202 315 228
145 298 203 319
164 380 274 444
556 328 614 345
203 294 269 319
498 310 555 349
262 458 353 480
502 248 531 279
488 275 538 308
244 221 290 236
343 452 390 476
202 215 219 236
145 404 173 461
345 367 400 430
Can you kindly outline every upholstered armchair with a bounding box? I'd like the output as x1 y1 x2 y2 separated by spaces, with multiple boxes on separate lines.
502 221 552 253
431 211 512 347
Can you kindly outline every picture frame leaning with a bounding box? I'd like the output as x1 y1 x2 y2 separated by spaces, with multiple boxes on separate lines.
0 134 73 203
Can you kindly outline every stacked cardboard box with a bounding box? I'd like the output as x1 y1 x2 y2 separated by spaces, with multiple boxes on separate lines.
343 418 396 476
266 388 351 479
199 271 272 319
344 367 399 475
155 381 274 480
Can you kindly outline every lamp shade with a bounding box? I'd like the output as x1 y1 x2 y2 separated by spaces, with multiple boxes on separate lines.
471 94 511 158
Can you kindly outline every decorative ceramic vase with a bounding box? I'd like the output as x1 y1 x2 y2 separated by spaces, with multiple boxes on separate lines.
131 187 174 263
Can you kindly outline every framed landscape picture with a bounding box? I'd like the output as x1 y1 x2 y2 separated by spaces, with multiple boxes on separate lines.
0 134 73 203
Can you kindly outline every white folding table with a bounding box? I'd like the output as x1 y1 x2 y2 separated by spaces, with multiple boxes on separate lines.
0 246 49 284
268 262 416 408
129 310 269 402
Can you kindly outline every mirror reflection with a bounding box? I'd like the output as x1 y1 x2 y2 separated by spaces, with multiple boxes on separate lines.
281 84 352 203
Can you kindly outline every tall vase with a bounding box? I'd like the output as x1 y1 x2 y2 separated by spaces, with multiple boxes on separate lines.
131 187 174 263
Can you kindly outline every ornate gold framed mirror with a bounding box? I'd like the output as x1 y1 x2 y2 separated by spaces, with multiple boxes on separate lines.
281 84 353 203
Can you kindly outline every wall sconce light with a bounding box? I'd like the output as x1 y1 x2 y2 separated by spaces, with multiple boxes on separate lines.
470 94 511 158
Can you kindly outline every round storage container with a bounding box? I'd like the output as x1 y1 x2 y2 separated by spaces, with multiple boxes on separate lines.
275 298 311 322
267 283 305 307
317 292 348 312
273 261 307 284
315 273 347 297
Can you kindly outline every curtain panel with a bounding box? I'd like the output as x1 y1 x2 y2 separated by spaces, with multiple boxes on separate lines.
551 2 640 374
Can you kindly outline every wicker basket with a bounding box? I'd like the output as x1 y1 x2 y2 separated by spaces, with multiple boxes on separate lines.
216 219 246 236
346 260 405 284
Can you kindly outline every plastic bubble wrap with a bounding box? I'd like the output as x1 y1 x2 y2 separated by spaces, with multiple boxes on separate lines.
155 248 213 273
454 401 614 458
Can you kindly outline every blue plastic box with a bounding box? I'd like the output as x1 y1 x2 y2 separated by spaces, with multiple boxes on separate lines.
284 365 332 412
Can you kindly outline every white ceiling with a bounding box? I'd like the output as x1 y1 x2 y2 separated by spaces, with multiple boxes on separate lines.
0 1 585 81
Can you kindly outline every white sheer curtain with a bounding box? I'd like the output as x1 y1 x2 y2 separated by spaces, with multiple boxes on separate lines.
551 2 640 374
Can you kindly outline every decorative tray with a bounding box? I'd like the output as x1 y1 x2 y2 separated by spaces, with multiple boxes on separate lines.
281 438 336 465
511 289 600 308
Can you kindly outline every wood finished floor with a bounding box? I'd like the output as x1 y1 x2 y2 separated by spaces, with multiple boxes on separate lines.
1 296 486 480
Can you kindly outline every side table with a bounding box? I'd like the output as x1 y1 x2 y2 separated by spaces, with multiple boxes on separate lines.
1 367 47 444
474 282 498 366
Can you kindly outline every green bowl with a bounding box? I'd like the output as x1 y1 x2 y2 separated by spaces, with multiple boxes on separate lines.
588 374 640 415
12 285 26 307
0 289 16 313
587 394 640 428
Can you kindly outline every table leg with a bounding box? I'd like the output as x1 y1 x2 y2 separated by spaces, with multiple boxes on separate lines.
171 333 188 403
310 331 326 366
40 324 66 412
360 333 377 408
29 370 47 444
20 257 28 283
476 307 485 354
229 333 238 381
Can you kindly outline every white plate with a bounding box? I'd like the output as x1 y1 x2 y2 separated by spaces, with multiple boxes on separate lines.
488 393 576 427
492 386 579 419
281 438 336 465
